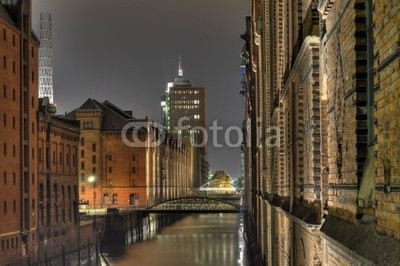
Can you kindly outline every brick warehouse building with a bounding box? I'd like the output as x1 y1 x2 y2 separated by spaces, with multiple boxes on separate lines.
0 0 39 264
64 98 193 209
37 98 80 261
242 0 400 265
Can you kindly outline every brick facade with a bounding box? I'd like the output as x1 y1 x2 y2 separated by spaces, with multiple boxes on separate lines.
37 99 80 259
0 1 39 264
64 98 193 210
244 0 400 265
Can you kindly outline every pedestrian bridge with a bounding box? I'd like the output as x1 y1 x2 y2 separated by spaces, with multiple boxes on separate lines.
144 196 246 213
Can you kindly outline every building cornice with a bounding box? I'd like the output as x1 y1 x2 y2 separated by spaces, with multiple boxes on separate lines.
280 36 320 102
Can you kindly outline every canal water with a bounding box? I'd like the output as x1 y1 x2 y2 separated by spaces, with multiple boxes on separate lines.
103 213 249 266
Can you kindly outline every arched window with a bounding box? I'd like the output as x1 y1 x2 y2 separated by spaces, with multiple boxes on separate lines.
61 186 65 223
112 194 118 204
68 186 72 222
54 184 58 223
103 194 109 204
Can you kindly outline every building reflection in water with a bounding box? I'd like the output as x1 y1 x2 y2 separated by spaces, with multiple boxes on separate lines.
104 213 249 266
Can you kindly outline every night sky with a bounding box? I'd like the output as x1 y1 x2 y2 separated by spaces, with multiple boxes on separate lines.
32 0 250 178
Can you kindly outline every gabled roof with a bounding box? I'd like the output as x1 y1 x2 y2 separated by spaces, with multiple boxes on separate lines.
76 98 103 111
63 98 147 132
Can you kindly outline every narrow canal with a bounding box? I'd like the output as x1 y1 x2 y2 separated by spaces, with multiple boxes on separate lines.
102 213 249 266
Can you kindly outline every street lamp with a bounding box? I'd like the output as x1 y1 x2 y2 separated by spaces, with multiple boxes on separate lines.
88 176 96 209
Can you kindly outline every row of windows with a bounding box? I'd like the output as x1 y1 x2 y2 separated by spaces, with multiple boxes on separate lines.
1 237 19 253
171 90 200 94
38 148 77 168
3 172 16 185
2 28 35 58
171 100 200 104
38 184 77 225
3 200 17 214
106 154 137 161
171 105 200 110
82 121 94 129
3 199 35 214
2 85 16 101
3 56 36 80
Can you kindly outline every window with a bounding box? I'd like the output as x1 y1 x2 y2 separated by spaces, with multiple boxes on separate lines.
108 154 112 161
13 173 15 185
112 194 118 204
12 61 15 74
92 143 96 152
32 148 35 160
3 201 7 214
12 117 15 129
132 167 136 174
80 137 85 146
12 145 15 157
103 194 109 204
3 113 5 127
1 240 4 252
3 143 6 156
3 85 5 98
3 172 6 185
81 149 85 158
12 89 15 101
80 173 85 182
82 121 94 129
92 155 96 164
132 155 136 161
31 97 34 108
108 167 112 173
81 186 85 194
31 47 34 58
3 56 6 69
31 71 34 83
80 162 85 170
38 148 42 162
13 200 16 213
32 173 34 185
12 34 15 47
92 167 96 174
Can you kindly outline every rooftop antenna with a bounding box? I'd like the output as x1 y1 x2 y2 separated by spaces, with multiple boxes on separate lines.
39 11 54 104
178 52 183 77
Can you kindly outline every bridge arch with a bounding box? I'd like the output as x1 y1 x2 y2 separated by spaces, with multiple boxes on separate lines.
147 196 241 211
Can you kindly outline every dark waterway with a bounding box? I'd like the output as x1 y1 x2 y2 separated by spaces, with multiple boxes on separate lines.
103 213 249 266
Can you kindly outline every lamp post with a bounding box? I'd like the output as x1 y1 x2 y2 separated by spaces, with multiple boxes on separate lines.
88 176 96 209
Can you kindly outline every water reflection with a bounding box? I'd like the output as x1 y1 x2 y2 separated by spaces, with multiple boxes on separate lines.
104 213 249 266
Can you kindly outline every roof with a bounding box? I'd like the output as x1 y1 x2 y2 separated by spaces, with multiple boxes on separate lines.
321 215 400 265
76 98 103 111
0 2 16 26
63 98 147 132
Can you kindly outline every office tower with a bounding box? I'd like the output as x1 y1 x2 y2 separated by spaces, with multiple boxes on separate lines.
161 57 208 186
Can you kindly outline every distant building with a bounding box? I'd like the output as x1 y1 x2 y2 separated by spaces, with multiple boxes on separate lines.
64 98 192 208
0 1 39 264
37 98 80 260
161 57 208 186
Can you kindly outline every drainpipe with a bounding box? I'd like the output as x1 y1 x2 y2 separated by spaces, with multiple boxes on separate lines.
366 0 374 148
